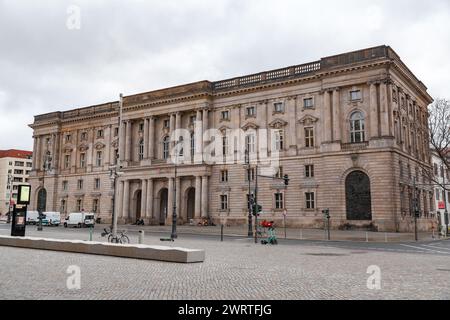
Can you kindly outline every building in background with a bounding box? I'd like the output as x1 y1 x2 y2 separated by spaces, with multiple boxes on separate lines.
28 45 435 232
431 152 450 232
0 150 33 216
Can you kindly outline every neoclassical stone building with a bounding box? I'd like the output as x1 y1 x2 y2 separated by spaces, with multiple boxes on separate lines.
29 45 435 232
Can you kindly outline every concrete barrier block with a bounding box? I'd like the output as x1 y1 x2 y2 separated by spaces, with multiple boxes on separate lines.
0 236 205 263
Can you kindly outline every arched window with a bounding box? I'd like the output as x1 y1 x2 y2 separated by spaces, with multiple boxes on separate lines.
138 139 144 160
345 171 372 220
350 111 365 143
162 136 170 160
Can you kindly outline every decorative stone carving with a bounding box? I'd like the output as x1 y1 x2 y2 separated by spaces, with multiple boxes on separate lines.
268 119 288 129
94 142 106 150
298 115 319 126
78 143 89 152
241 122 259 131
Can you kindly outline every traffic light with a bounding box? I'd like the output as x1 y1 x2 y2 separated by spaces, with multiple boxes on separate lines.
253 204 262 216
283 175 289 186
322 209 330 219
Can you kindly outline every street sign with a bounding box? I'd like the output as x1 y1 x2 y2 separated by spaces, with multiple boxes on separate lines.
438 202 445 210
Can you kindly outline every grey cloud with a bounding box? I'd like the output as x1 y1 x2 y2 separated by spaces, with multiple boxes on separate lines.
0 0 449 150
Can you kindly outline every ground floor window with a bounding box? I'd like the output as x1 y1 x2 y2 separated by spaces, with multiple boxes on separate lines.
275 193 284 209
220 195 228 210
305 192 315 209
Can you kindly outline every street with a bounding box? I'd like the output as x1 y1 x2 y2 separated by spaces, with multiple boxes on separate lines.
0 224 449 300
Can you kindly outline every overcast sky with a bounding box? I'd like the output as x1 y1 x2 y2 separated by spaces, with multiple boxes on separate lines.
1 0 449 150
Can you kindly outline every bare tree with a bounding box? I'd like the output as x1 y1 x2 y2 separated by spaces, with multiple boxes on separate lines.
425 98 450 191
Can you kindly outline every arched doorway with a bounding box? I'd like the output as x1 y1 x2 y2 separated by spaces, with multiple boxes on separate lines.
186 188 195 222
345 171 372 220
159 188 168 226
135 190 142 220
37 188 47 212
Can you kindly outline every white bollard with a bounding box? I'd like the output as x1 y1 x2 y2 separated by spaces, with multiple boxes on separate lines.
139 230 145 244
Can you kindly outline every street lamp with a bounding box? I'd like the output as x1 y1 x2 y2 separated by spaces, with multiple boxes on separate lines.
38 149 52 231
171 145 180 240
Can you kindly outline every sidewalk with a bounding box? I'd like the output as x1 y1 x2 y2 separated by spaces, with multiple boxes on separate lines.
102 224 443 243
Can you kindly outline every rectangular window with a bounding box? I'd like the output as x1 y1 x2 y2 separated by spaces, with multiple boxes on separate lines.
114 127 119 137
275 193 284 209
274 102 285 113
306 192 315 209
221 170 228 183
65 134 71 143
77 180 83 190
222 136 229 156
80 153 86 168
435 189 440 201
94 178 100 190
220 195 228 210
62 181 68 191
64 155 70 169
305 128 314 148
246 168 255 182
274 130 284 151
350 90 362 101
163 119 170 128
14 170 24 175
93 199 99 213
275 166 283 179
61 200 66 214
139 122 144 132
305 165 314 178
245 134 256 153
15 161 24 167
76 199 83 212
80 132 87 141
221 110 230 120
97 130 104 138
304 98 314 109
96 151 102 167
246 106 256 117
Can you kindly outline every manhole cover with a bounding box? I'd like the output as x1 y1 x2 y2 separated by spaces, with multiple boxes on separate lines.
305 253 348 257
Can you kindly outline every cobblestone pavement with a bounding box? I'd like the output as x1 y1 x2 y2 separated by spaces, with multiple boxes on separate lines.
0 226 449 300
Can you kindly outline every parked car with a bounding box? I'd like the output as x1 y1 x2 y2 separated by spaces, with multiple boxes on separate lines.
64 212 95 228
43 212 61 227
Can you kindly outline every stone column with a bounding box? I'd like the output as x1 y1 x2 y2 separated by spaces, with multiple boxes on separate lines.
195 176 202 218
105 126 111 166
146 179 153 219
380 81 390 137
201 175 208 218
195 109 203 163
122 180 130 220
332 88 341 142
202 108 209 142
322 91 332 143
287 97 297 152
168 178 174 222
35 136 41 171
143 118 149 159
369 82 379 139
32 136 38 170
176 177 181 221
148 117 155 159
117 180 124 220
119 120 126 160
140 179 147 220
125 120 132 162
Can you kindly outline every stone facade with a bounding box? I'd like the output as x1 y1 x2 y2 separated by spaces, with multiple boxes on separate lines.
29 45 435 232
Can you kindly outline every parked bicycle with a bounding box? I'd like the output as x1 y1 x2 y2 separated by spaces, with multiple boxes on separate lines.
101 228 130 244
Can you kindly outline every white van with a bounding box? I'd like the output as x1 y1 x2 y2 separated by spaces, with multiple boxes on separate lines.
44 212 61 227
26 211 39 225
64 212 95 228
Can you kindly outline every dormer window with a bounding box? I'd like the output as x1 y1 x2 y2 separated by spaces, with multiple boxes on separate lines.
350 90 362 101
274 102 285 113
221 110 230 121
304 98 314 109
246 106 256 117
163 119 170 129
